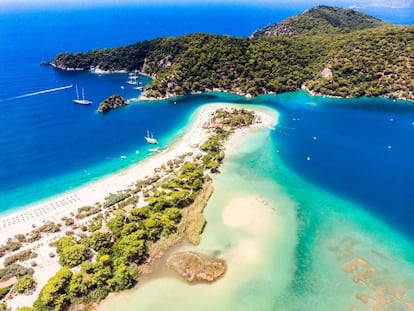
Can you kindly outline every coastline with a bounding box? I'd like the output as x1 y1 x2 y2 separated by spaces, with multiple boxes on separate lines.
140 86 414 104
0 103 277 310
95 108 281 311
301 84 414 103
52 64 414 103
0 103 210 244
0 104 277 245
139 88 253 101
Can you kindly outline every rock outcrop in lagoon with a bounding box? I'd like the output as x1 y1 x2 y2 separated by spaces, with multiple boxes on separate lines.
98 94 128 113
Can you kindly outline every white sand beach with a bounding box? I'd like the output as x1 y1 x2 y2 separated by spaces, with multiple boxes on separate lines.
0 103 277 310
0 104 276 245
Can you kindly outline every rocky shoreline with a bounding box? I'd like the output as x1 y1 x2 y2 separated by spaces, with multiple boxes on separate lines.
97 94 129 113
44 58 414 103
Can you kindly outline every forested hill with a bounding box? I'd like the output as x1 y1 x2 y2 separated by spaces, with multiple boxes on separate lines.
52 6 414 101
250 5 385 37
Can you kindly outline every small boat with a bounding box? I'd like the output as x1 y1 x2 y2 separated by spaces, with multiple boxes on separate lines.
127 74 139 86
149 147 160 153
73 85 92 105
120 155 127 159
134 86 144 91
145 129 158 144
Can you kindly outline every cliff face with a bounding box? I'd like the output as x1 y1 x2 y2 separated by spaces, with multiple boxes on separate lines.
250 5 385 37
97 95 128 113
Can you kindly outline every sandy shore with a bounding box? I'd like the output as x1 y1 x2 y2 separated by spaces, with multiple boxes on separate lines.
0 103 277 310
0 104 276 245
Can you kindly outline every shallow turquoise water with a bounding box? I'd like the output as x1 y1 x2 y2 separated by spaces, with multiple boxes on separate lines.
1 3 413 309
98 109 414 311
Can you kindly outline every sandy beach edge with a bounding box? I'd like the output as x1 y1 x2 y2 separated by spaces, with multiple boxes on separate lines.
0 104 278 245
92 105 279 311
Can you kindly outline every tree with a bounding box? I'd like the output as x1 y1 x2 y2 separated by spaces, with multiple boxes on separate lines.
163 207 182 223
106 213 125 238
109 264 133 291
59 244 91 268
170 190 193 208
113 233 147 264
88 232 112 252
68 272 89 298
34 267 73 311
68 257 113 300
55 236 75 254
121 223 138 236
129 207 150 222
13 274 36 294
160 215 177 235
140 217 163 241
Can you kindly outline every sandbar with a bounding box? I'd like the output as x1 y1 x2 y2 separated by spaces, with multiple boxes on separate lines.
0 104 277 244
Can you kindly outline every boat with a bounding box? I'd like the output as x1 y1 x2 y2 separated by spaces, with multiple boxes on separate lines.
144 129 158 144
126 74 139 86
73 85 92 105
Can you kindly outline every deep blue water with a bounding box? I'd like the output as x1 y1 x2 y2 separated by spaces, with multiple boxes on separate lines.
0 3 311 210
262 92 414 238
0 3 413 240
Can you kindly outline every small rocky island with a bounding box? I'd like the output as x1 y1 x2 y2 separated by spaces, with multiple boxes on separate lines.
167 251 226 283
97 94 128 113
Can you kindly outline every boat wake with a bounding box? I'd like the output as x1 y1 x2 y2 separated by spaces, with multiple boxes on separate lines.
0 84 73 102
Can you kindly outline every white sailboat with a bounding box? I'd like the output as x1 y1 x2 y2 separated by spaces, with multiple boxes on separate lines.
144 129 158 144
127 74 139 86
134 85 144 91
73 85 92 105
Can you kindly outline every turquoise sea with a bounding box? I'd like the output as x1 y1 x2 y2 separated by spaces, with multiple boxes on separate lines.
99 109 414 311
1 2 414 310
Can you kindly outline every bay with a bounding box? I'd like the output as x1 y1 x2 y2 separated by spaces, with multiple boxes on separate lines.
1 4 414 309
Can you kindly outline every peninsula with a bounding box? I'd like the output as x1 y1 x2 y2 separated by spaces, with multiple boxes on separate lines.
0 105 276 311
51 6 413 101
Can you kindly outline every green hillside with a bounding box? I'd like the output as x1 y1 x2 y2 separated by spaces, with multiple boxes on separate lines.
51 6 414 101
250 5 386 37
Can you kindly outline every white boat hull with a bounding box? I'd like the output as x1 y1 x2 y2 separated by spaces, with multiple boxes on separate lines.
145 137 158 144
73 99 92 105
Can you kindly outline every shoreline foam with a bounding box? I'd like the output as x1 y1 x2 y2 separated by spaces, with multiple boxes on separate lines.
0 104 277 245
96 114 287 311
0 103 278 310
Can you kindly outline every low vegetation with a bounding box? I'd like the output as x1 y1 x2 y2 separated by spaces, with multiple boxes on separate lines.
0 108 253 311
13 274 36 294
3 250 37 267
0 264 33 283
